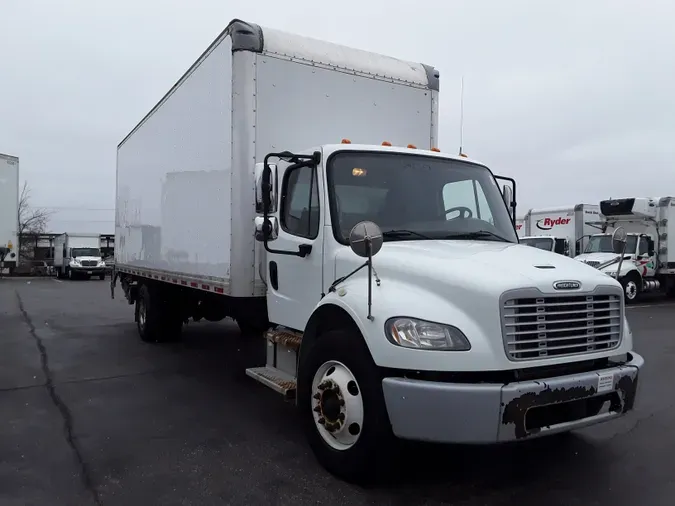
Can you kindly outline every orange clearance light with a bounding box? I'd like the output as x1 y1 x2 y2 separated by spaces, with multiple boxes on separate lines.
431 147 441 152
352 168 367 177
341 138 352 144
407 144 417 149
381 141 392 146
459 152 468 158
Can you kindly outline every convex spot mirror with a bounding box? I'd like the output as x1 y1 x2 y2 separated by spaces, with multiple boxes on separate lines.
254 216 278 242
349 221 383 258
255 162 278 214
612 227 627 254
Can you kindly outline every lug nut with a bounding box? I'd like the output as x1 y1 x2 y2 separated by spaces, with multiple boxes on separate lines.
318 417 325 425
313 406 321 413
313 393 321 400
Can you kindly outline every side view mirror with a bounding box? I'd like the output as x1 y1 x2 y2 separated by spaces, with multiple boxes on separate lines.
611 227 627 255
502 185 514 217
254 216 278 242
255 162 278 214
349 221 384 258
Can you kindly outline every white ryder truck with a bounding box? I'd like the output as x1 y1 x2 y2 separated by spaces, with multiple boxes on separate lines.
0 153 19 275
54 233 107 280
110 19 643 482
576 196 675 303
520 204 603 257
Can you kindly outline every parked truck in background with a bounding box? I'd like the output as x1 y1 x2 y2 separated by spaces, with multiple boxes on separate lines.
54 233 106 280
0 153 19 275
110 19 643 483
575 197 675 303
515 215 525 238
520 204 604 257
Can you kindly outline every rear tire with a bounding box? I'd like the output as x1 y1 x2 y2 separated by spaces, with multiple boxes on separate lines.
297 329 395 484
135 284 182 343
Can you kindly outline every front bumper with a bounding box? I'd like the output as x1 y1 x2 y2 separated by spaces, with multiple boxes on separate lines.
382 352 644 443
70 266 105 273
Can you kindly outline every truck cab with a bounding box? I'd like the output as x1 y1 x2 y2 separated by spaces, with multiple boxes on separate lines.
577 232 655 302
520 234 570 256
251 141 642 480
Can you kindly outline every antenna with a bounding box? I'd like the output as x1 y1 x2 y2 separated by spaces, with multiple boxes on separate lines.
459 76 465 156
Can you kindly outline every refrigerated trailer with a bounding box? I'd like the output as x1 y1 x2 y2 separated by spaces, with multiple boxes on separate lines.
111 19 642 483
0 153 19 274
575 196 675 303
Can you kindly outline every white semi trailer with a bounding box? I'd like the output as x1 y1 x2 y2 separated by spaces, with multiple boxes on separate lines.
0 153 19 274
111 19 643 483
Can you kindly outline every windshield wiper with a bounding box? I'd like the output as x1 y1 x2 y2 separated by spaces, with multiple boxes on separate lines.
382 229 433 240
445 230 512 242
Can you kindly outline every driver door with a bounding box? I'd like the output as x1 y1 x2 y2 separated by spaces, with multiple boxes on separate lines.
638 235 656 277
265 163 325 332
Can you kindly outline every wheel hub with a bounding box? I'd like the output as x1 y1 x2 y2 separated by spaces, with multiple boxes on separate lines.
311 361 364 450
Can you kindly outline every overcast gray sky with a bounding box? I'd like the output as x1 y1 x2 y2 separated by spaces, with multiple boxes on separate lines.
1 0 674 233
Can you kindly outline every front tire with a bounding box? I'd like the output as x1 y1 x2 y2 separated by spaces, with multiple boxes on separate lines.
297 329 394 484
620 273 641 304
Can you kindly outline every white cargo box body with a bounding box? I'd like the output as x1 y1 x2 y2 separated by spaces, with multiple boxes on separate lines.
659 197 675 271
524 204 602 256
0 153 19 266
515 216 525 238
115 19 439 297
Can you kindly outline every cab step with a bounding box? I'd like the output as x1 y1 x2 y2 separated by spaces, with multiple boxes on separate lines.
246 366 297 400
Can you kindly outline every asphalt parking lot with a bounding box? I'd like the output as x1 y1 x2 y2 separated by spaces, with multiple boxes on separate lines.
1 278 673 506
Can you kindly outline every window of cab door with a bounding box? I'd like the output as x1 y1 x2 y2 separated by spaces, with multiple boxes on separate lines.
280 163 320 239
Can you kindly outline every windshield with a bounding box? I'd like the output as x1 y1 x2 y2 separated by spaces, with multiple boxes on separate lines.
72 248 100 257
584 234 637 254
326 152 518 243
520 237 554 251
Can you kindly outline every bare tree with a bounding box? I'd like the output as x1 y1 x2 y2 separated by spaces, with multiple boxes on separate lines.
18 182 51 260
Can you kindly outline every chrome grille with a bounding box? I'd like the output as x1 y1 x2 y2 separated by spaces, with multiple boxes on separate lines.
584 260 600 267
81 260 97 267
502 292 622 361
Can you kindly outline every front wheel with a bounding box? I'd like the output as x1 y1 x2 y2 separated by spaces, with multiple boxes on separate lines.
620 273 641 304
297 329 395 484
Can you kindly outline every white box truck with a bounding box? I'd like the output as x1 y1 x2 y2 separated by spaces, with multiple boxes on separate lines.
575 196 675 303
521 204 604 257
515 215 525 238
0 153 19 275
54 233 107 280
111 19 643 483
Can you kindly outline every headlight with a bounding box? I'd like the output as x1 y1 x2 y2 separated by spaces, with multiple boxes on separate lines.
385 317 471 351
71 259 80 265
99 261 106 267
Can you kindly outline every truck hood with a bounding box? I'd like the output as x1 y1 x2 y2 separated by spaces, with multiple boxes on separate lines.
334 240 615 295
71 256 103 262
575 252 627 265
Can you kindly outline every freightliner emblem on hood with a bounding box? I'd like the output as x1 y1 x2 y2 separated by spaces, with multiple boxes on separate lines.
553 280 581 290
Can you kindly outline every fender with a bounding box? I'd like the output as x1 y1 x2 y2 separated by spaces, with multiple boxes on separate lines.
300 277 506 372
